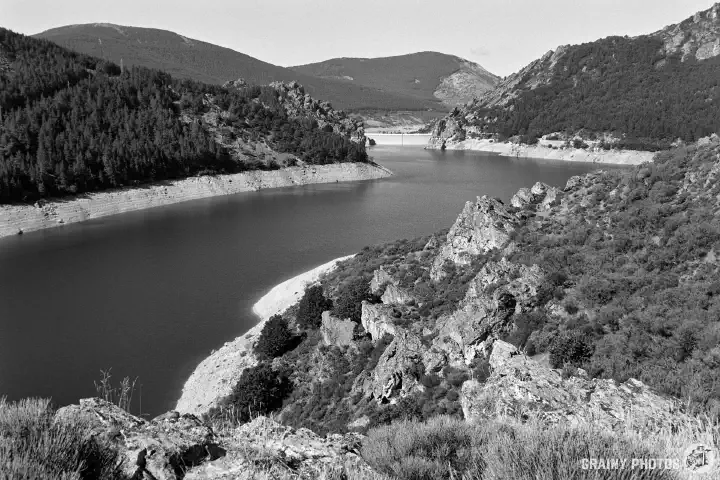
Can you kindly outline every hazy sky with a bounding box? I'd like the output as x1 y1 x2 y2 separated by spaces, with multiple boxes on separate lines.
2 0 714 76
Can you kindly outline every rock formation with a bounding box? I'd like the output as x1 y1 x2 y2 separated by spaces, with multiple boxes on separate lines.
461 340 694 433
360 301 399 342
430 195 518 280
320 311 356 347
368 330 425 402
55 398 222 480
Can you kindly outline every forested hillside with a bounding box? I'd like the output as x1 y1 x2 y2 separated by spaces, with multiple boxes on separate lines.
36 24 440 111
432 3 720 149
0 28 368 203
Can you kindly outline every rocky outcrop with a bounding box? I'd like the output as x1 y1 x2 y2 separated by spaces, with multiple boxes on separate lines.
380 284 416 306
360 301 399 342
55 398 222 480
187 416 371 479
433 59 500 107
369 265 397 295
430 196 518 280
320 311 356 347
510 182 563 211
652 3 720 62
433 259 543 363
461 341 694 433
369 330 425 402
268 81 366 144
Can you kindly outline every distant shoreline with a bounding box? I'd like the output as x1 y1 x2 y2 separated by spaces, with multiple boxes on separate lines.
175 255 353 416
426 139 655 165
0 163 393 239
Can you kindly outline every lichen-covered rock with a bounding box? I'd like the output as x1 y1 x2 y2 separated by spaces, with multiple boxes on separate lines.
55 398 221 480
510 187 534 208
186 416 371 480
431 196 518 280
380 284 416 306
361 301 399 341
320 311 356 347
433 259 543 363
461 341 695 433
510 182 562 211
370 330 425 402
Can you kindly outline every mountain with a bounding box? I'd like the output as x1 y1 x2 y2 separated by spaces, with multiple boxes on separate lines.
430 3 720 150
35 24 439 111
292 52 500 108
0 28 370 203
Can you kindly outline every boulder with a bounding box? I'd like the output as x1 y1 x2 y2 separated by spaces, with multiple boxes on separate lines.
186 416 371 479
461 341 695 433
55 398 222 480
360 301 398 342
430 196 518 280
320 311 356 347
510 187 534 208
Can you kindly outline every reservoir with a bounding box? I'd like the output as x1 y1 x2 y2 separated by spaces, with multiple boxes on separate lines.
0 146 619 416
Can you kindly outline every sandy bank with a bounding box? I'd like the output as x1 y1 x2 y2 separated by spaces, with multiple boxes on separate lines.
175 255 353 416
426 139 655 165
0 163 392 239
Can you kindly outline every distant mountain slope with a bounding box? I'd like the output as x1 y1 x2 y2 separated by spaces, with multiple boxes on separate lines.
35 24 438 111
292 52 499 107
430 3 720 149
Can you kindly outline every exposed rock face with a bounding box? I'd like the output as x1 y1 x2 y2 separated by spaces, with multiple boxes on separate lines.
320 311 356 347
360 301 399 342
431 196 518 280
380 283 416 305
187 416 370 479
461 341 694 433
433 259 543 363
433 59 500 107
369 265 397 295
652 3 720 62
510 182 563 211
55 398 221 480
369 330 425 402
268 81 366 144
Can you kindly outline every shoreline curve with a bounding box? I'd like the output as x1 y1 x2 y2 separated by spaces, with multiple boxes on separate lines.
175 254 353 416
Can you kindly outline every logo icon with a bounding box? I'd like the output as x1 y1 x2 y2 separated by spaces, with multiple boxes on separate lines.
684 443 716 474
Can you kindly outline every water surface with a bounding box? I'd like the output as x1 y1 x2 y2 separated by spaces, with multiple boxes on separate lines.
0 147 620 415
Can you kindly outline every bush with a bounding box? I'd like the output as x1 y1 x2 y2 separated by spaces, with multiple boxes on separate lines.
0 398 123 480
209 363 292 424
548 331 594 368
332 277 374 323
255 315 298 358
296 285 333 329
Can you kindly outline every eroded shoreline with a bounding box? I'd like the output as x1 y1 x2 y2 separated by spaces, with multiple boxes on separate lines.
426 139 655 165
175 255 353 416
0 163 393 239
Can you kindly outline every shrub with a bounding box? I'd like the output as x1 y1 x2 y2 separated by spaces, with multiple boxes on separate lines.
296 285 333 329
209 363 292 424
548 331 594 368
255 315 298 358
0 398 123 480
333 277 374 323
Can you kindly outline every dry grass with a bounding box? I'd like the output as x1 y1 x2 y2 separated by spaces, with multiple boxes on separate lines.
0 397 123 480
362 414 720 480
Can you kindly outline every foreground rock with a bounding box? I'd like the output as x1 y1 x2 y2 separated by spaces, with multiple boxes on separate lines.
461 340 694 433
186 416 372 480
55 398 222 480
320 311 356 347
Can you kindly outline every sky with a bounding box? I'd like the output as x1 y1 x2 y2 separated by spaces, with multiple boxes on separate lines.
2 0 715 77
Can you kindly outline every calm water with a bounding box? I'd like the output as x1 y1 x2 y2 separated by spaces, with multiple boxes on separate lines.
0 147 617 416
